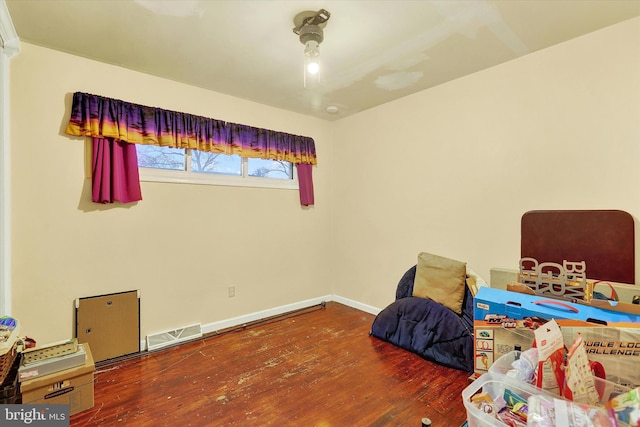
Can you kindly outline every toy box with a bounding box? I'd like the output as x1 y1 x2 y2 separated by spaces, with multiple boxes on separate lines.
473 287 640 387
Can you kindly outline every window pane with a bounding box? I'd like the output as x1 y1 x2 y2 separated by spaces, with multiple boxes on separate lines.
136 145 185 170
191 151 241 176
248 158 293 180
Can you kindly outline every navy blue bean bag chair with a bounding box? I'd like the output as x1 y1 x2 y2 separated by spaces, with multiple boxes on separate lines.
370 265 475 373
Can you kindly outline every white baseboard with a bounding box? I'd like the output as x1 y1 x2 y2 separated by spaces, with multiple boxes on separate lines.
201 294 333 335
139 294 382 351
331 294 382 315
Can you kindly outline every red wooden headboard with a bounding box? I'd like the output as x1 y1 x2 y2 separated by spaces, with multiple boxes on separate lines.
521 210 635 284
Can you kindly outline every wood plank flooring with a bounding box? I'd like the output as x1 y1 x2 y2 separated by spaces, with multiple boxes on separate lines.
70 302 472 426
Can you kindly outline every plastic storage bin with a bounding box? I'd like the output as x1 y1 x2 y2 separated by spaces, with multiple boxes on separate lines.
488 350 631 404
463 371 554 427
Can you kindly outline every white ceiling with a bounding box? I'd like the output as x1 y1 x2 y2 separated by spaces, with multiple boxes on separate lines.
6 0 640 121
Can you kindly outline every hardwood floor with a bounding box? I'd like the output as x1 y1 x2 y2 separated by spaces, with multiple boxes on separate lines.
70 302 472 426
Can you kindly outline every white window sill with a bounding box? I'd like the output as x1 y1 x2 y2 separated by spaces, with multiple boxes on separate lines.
139 168 299 190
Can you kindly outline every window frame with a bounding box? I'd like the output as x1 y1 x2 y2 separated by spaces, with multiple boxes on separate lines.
138 148 299 190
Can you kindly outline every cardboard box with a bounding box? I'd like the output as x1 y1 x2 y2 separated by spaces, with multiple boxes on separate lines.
473 287 640 387
21 343 95 415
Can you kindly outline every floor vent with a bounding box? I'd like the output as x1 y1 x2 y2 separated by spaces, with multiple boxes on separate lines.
146 323 202 351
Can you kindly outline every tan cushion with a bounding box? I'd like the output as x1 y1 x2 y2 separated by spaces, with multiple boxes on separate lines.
413 252 467 314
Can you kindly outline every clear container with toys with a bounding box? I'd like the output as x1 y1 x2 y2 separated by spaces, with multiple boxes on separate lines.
463 371 554 427
467 313 640 426
489 350 631 405
462 371 626 427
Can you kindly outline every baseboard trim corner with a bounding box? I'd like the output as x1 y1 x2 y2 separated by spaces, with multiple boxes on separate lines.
330 294 382 315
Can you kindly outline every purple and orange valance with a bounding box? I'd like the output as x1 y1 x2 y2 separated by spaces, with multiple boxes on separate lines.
65 92 316 206
65 92 317 165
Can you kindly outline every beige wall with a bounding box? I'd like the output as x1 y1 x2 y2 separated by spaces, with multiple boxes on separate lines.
330 17 640 309
9 17 640 344
10 43 333 343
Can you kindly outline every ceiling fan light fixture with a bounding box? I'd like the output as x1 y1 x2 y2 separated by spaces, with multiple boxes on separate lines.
293 9 330 88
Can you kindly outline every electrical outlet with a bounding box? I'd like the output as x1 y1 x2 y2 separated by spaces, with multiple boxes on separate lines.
228 286 235 298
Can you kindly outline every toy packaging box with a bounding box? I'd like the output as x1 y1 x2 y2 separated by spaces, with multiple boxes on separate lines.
473 287 640 388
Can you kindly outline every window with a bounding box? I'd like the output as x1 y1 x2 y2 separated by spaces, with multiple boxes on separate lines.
136 145 297 189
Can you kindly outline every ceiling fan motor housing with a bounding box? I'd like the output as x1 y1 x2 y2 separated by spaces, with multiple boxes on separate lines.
298 24 323 45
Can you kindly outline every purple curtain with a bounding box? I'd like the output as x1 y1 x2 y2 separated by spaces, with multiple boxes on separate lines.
297 163 314 206
92 137 142 204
